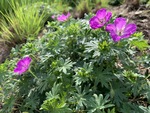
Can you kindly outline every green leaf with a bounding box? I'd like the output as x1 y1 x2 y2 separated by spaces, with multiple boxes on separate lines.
130 40 149 51
74 63 93 85
139 106 150 113
93 67 114 88
40 83 71 112
120 102 143 113
45 83 62 100
99 108 116 113
84 40 100 57
87 94 114 113
111 81 127 107
68 86 89 110
41 96 71 113
58 58 75 74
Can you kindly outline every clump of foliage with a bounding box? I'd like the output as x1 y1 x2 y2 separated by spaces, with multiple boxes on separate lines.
0 0 73 45
0 0 52 15
0 1 51 44
0 8 150 113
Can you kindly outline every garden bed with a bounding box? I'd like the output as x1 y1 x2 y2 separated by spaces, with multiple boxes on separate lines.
0 1 150 113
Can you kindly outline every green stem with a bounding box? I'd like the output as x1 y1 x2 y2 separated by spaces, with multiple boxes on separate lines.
29 69 37 78
146 74 150 80
30 54 39 61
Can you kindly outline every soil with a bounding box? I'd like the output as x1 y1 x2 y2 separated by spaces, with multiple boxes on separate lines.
0 42 12 63
0 4 150 63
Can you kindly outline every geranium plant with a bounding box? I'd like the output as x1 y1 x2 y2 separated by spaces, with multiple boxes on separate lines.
57 12 71 22
89 8 112 29
0 8 149 113
106 17 137 42
14 56 32 75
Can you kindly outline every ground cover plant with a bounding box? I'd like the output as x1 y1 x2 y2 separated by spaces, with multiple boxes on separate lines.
0 0 72 46
0 1 52 45
0 1 150 113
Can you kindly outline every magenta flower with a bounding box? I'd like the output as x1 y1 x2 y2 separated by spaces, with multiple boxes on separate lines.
89 8 112 29
51 15 56 19
106 17 137 42
14 56 32 75
57 12 71 22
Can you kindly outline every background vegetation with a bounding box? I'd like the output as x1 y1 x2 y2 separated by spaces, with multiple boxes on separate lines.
0 0 150 113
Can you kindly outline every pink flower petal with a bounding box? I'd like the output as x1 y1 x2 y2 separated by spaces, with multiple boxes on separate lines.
115 17 127 33
66 12 71 17
14 56 32 75
23 57 32 66
105 12 112 22
106 17 137 42
89 16 103 29
57 12 71 22
96 8 107 19
89 8 112 29
121 24 136 39
124 23 137 35
106 24 116 33
110 33 121 42
14 67 22 74
51 15 55 19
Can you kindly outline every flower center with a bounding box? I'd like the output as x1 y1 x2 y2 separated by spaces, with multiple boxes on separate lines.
117 29 124 36
98 18 105 24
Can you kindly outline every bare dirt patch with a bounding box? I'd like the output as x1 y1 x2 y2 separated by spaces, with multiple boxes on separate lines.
0 43 11 63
